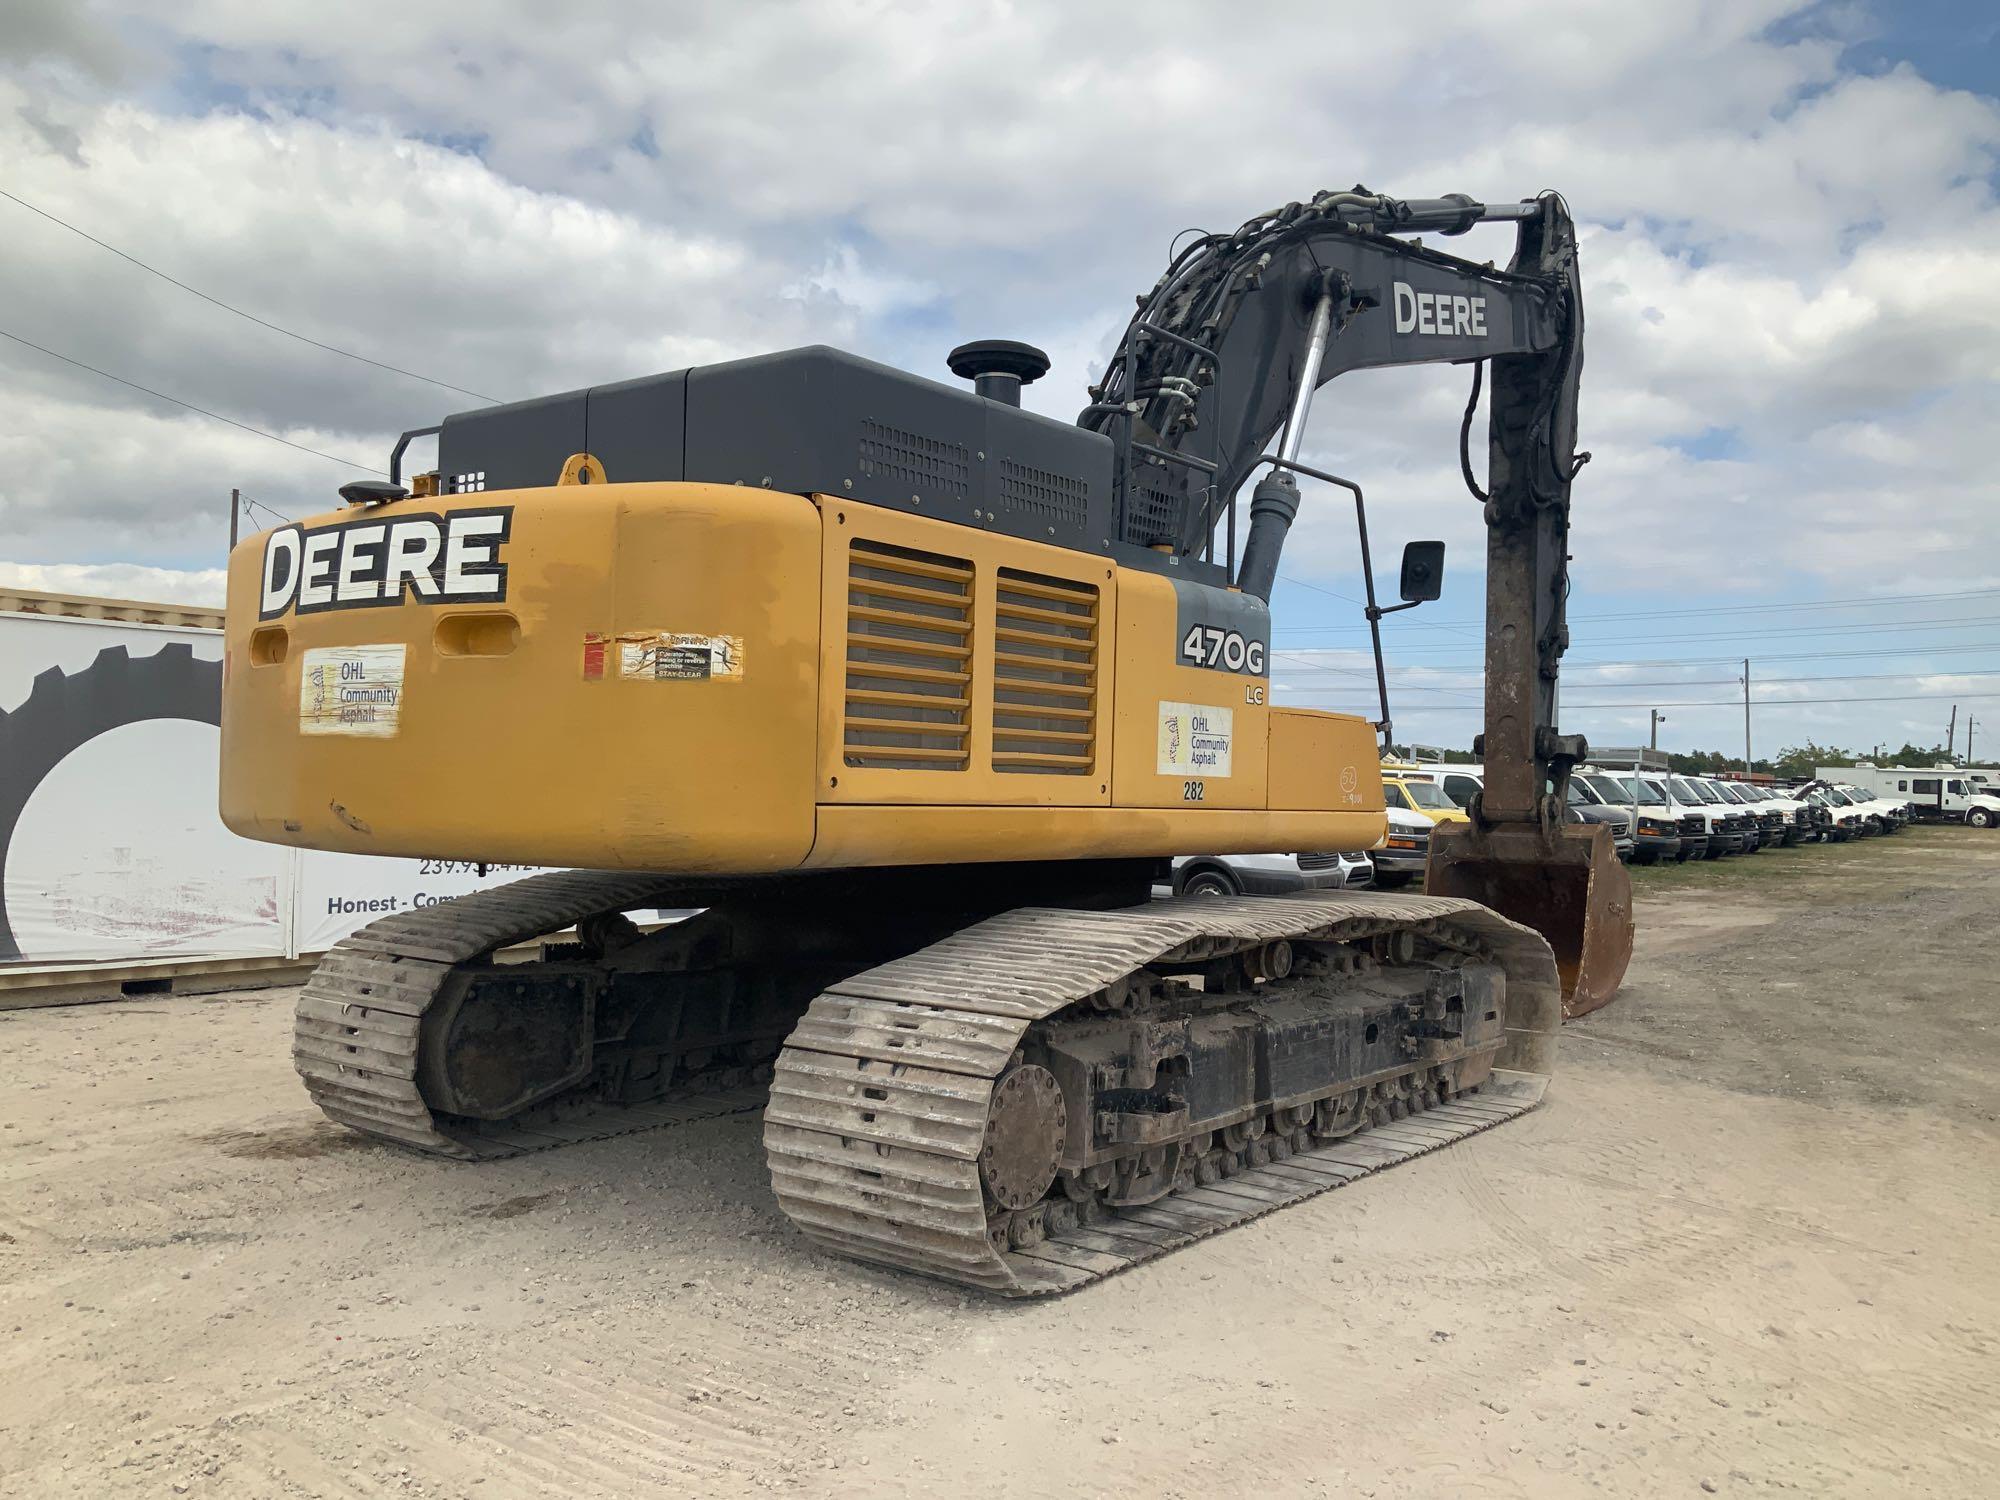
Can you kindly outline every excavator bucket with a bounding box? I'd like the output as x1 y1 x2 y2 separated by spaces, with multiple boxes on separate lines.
1425 821 1634 1019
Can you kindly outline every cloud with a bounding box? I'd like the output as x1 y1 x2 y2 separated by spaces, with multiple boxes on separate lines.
0 1 1993 758
0 559 225 604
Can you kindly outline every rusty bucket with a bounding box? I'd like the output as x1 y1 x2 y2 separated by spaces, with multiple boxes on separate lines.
1425 820 1634 1018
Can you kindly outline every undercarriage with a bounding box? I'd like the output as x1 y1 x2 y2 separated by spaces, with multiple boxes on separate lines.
296 867 1558 1292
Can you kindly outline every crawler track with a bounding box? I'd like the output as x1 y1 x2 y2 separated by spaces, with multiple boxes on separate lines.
764 892 1561 1296
293 870 766 1160
300 880 1561 1295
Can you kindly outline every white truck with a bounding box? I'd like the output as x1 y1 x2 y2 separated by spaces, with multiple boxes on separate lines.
1830 765 2000 827
1794 782 1869 840
1718 779 1816 846
1574 768 1699 862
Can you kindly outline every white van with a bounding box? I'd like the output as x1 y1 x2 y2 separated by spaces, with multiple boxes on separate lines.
1794 781 1874 839
1168 850 1375 896
1833 782 1910 833
1664 776 1750 857
1574 769 1694 862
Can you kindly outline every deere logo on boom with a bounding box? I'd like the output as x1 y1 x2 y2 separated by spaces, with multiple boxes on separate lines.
1393 280 1488 337
259 509 513 618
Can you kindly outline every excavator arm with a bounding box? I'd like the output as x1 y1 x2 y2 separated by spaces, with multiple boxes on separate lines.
1085 188 1629 1013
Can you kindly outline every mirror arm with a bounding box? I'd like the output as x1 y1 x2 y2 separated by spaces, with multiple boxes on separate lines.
1241 453 1397 748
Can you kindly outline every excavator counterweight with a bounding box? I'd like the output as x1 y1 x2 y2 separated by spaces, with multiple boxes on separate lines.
221 184 1631 1292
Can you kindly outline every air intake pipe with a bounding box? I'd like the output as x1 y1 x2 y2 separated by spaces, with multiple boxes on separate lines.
947 340 1050 407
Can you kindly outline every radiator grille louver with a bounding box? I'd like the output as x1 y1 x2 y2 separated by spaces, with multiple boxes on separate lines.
844 540 973 771
991 568 1098 776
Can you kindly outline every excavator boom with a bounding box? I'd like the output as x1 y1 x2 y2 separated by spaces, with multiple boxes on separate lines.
1084 187 1632 1014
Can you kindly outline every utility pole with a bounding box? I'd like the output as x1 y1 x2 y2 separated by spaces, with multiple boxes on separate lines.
1969 715 1978 765
228 488 240 552
1947 704 1958 761
1742 658 1752 774
1650 709 1665 750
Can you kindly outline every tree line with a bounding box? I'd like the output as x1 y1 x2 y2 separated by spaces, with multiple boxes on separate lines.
1386 740 1965 779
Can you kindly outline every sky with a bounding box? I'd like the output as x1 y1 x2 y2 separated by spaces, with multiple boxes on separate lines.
1 0 1996 763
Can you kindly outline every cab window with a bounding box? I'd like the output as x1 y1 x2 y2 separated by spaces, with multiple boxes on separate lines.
1442 774 1481 807
1402 780 1454 811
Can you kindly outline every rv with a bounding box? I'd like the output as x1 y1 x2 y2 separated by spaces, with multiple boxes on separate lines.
1832 764 2000 827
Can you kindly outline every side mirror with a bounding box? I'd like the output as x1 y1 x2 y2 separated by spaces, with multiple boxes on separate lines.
1399 540 1445 603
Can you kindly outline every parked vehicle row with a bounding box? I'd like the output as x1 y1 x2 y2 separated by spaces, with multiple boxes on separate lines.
1401 763 1915 865
1164 761 1942 901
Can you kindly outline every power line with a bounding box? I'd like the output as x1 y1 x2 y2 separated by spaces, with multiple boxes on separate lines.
1572 690 2000 709
238 492 297 525
1268 649 1482 700
0 188 503 404
1271 646 2000 702
1281 614 2000 651
1566 643 2000 669
0 326 385 474
1568 668 2000 690
1271 582 2000 638
1275 642 2000 672
1560 584 2000 621
1284 690 2000 713
1274 573 1483 641
1276 573 1363 606
1271 665 2000 691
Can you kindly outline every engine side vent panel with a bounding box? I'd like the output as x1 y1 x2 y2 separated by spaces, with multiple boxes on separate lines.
857 421 970 498
1122 485 1186 546
844 540 973 771
999 460 1089 528
991 568 1098 776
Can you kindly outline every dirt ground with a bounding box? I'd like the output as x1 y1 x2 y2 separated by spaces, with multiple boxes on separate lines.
3 827 1997 1499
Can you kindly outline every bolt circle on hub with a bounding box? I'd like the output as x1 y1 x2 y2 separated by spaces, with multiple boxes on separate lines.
979 1064 1067 1211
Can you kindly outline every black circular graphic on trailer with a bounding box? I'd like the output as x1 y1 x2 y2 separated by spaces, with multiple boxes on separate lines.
0 642 222 960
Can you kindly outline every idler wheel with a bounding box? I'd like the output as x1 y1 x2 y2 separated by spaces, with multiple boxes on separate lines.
979 1065 1067 1211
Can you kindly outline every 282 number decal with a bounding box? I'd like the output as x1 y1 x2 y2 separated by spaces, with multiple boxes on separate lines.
1180 624 1266 675
1182 780 1205 802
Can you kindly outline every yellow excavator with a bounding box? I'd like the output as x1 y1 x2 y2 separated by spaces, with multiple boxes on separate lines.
221 186 1631 1295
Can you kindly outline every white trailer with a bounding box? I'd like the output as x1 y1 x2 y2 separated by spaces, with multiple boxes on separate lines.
0 586 557 1003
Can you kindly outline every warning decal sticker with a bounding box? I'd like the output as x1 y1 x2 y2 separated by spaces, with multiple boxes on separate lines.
300 644 406 737
1157 700 1233 777
587 632 745 681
